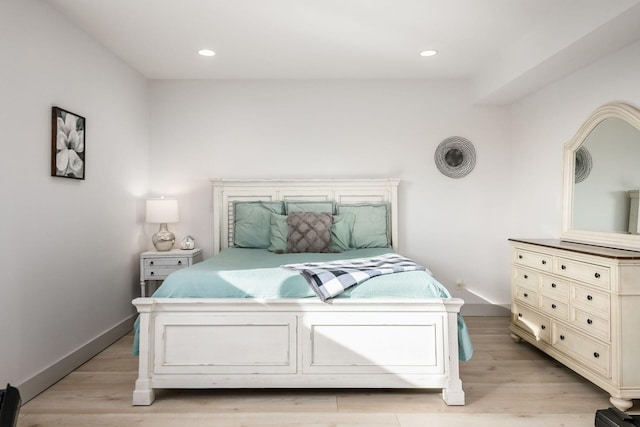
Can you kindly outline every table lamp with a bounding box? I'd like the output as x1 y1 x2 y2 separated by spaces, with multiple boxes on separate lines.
146 197 179 251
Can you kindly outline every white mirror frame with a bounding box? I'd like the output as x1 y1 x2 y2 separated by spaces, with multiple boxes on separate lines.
562 102 640 251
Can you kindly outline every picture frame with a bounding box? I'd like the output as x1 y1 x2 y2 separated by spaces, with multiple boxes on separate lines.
51 106 85 180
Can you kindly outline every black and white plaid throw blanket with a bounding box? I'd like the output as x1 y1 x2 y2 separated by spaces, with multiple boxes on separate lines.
282 253 427 301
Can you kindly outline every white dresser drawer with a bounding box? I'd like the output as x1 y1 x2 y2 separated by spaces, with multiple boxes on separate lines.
570 307 610 341
513 304 550 343
514 284 538 307
539 295 568 320
540 276 570 300
514 249 553 273
513 267 541 287
552 322 610 378
571 285 610 317
554 257 610 289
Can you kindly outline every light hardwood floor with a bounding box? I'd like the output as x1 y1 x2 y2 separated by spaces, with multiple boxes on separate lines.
18 316 637 427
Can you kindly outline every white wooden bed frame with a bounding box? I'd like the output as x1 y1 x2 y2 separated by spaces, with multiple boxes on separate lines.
132 178 465 406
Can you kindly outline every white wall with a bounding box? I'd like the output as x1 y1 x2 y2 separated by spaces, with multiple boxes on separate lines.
0 0 149 393
148 79 512 305
511 40 640 241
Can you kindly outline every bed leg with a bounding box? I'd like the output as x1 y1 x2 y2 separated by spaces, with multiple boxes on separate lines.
442 379 465 405
443 309 465 405
132 379 155 406
132 303 155 406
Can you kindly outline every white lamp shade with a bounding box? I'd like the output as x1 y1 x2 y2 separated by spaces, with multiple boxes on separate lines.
146 198 179 223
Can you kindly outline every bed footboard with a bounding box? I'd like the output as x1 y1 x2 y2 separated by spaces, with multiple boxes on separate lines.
132 298 465 406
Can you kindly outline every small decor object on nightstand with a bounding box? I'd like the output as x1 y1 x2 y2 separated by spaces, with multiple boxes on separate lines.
180 235 195 250
146 197 179 251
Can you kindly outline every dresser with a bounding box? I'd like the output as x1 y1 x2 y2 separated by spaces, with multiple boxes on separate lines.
509 239 640 411
139 248 203 297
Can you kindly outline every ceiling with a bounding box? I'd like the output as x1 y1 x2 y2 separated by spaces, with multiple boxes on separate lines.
46 0 640 103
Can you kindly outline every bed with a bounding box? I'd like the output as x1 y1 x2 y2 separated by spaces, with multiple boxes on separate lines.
132 178 470 406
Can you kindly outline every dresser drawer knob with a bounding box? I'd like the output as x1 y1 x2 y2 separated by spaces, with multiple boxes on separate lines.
551 283 557 288
594 352 600 359
551 304 556 309
524 274 528 279
560 335 565 340
541 260 547 265
594 273 601 279
150 271 154 276
587 319 593 325
178 260 182 265
518 313 523 318
518 255 523 259
523 293 529 298
541 325 546 330
561 265 567 270
150 261 154 266
587 295 593 301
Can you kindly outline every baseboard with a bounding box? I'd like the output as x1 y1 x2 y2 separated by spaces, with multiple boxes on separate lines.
461 303 510 316
17 314 136 403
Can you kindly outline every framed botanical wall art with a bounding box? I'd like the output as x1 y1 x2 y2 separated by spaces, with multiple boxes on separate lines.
51 106 85 179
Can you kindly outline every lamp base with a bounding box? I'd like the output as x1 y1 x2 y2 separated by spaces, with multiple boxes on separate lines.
152 223 175 251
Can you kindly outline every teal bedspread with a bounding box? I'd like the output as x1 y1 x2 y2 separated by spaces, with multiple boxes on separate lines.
133 248 473 361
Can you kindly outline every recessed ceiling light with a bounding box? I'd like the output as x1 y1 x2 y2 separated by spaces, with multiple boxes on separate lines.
198 49 216 57
420 50 438 57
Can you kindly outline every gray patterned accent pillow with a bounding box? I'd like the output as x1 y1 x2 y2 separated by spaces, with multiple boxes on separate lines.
286 212 332 253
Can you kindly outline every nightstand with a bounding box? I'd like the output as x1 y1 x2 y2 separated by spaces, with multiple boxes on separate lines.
139 248 203 297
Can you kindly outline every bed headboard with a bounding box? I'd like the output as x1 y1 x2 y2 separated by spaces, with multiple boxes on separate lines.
210 178 400 255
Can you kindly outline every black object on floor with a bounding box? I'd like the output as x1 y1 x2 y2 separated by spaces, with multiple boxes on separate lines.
0 384 21 427
595 407 640 427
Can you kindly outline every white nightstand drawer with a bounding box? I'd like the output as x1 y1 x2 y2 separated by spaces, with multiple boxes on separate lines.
145 257 189 268
144 267 184 280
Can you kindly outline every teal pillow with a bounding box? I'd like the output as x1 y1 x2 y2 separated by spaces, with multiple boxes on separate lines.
285 201 334 214
330 212 355 252
268 213 288 252
234 201 284 248
336 203 389 248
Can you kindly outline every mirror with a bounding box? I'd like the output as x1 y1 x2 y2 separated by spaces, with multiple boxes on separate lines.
562 103 640 250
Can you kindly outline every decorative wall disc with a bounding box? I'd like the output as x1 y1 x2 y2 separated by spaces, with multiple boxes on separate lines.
434 136 476 179
574 146 592 183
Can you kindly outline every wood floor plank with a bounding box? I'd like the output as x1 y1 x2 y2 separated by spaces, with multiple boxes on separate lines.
18 316 637 427
397 413 595 427
24 388 340 414
20 412 401 427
